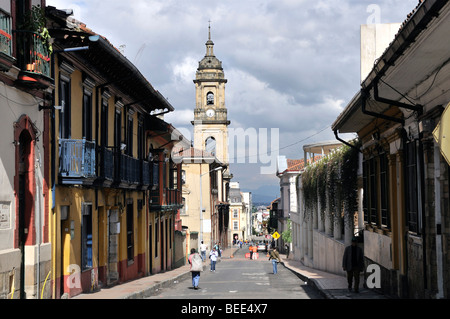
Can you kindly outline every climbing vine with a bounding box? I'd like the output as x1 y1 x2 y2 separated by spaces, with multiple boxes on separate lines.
302 139 361 227
20 5 53 55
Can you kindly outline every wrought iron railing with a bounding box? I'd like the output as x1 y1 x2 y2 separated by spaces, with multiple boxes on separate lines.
0 10 12 57
15 30 51 78
59 139 96 178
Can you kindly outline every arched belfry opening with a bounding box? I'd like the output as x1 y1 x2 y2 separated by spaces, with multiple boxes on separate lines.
205 136 216 156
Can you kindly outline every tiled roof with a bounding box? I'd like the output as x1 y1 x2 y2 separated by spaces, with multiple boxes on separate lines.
283 155 323 173
286 159 305 172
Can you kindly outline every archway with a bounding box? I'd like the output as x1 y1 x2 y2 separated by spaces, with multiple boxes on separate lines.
205 137 216 156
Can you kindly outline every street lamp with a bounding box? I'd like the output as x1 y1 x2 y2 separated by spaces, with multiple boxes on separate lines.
199 166 223 244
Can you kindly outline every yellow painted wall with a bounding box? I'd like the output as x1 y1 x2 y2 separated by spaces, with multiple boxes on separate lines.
181 162 212 249
50 54 176 296
56 187 99 272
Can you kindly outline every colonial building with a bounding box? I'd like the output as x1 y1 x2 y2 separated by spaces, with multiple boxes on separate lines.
176 147 225 255
292 141 343 270
229 182 250 245
45 7 184 298
276 156 303 253
332 0 450 298
180 25 231 252
0 0 52 299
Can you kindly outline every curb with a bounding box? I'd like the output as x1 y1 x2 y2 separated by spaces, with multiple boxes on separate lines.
122 270 192 299
280 261 335 299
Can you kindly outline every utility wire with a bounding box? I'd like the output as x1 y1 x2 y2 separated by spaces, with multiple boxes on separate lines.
229 125 331 162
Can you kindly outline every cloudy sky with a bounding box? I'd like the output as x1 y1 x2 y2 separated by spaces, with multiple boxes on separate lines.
47 0 419 198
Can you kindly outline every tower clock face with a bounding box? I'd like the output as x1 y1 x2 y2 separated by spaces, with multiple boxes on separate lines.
206 109 215 118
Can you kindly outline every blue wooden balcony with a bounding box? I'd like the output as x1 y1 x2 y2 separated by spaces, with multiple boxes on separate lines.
59 138 96 185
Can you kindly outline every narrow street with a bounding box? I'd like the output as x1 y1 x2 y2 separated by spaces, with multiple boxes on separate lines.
148 247 324 299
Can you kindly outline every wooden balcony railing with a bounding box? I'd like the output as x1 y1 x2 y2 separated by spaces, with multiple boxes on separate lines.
60 142 160 190
101 147 114 182
149 188 182 211
59 138 96 184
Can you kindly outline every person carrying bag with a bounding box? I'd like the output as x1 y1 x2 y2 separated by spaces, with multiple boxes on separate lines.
188 249 203 289
268 247 281 274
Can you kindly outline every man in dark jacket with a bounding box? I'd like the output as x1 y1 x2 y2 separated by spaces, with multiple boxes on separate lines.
342 237 364 293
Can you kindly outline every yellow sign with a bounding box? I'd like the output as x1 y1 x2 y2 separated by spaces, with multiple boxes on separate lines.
272 231 280 240
433 102 450 166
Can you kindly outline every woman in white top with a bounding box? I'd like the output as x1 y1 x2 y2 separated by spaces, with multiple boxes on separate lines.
209 247 219 272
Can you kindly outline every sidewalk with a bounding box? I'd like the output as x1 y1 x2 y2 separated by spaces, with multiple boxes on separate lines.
72 247 238 299
279 253 388 299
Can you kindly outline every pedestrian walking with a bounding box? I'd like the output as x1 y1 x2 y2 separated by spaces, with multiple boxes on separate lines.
188 248 203 290
209 247 219 272
268 247 281 274
285 243 290 259
342 237 364 293
199 241 207 262
249 244 253 260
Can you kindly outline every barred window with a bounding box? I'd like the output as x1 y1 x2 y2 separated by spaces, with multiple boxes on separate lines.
405 140 420 234
362 153 390 230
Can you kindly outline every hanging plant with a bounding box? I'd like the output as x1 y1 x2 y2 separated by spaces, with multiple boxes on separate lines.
340 141 361 227
20 5 52 55
301 139 361 230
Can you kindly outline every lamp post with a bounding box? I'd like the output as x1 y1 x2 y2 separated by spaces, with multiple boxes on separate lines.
200 166 223 245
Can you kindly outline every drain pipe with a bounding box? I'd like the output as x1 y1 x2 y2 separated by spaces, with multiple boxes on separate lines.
361 88 404 125
373 81 422 114
333 130 362 153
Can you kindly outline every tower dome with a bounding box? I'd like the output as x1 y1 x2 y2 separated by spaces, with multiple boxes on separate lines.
198 23 223 70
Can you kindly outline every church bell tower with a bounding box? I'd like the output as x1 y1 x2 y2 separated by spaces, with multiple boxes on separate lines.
192 24 230 165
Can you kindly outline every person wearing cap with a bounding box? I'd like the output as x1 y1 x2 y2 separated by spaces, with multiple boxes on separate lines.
342 237 364 293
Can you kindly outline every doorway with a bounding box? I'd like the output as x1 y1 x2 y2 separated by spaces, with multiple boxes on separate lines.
18 130 32 299
107 209 119 285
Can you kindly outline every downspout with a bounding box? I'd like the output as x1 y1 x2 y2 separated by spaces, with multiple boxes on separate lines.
373 81 422 115
51 53 56 211
333 129 362 153
417 139 427 293
361 88 404 125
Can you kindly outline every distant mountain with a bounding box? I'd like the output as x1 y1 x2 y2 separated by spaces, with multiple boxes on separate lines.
243 184 280 206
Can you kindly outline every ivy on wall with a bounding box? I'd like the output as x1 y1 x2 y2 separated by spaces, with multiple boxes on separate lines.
302 140 361 227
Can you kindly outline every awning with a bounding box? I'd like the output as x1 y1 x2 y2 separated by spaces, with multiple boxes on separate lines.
333 1 450 135
433 102 450 166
